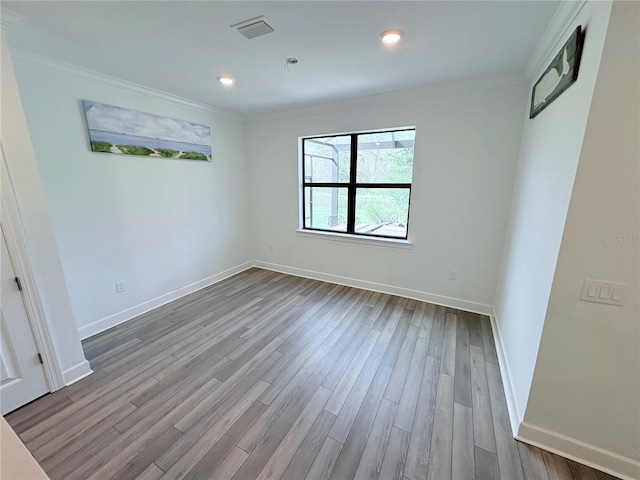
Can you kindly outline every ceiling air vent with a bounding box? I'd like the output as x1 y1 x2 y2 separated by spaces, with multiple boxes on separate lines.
232 16 274 39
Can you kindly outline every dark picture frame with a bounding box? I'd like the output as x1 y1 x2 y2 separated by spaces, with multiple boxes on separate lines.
530 26 585 119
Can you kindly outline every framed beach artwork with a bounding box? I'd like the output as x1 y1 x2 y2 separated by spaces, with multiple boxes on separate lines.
530 26 584 119
83 101 212 161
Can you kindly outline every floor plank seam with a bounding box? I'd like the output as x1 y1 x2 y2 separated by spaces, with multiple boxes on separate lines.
6 270 619 480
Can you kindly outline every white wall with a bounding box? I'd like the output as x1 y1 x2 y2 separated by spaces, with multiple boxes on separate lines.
5 8 637 476
1 37 90 384
246 81 527 311
10 53 253 338
521 2 640 477
493 0 612 426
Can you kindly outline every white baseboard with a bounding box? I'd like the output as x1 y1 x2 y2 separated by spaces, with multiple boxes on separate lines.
70 259 638 480
492 306 639 479
62 360 93 386
79 259 492 340
253 260 493 316
489 308 522 436
78 261 254 339
517 422 640 480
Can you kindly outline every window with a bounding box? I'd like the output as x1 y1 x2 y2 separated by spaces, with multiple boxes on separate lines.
301 128 415 240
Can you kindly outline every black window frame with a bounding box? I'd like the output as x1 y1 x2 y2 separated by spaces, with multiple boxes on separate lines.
301 127 415 240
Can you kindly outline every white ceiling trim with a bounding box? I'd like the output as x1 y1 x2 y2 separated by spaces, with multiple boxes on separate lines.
524 0 587 80
245 73 528 124
11 46 528 125
10 48 243 122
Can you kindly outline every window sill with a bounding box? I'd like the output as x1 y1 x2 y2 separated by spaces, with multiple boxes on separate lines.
295 229 413 249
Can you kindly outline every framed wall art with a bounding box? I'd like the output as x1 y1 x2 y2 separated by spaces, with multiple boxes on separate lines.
83 101 212 161
530 26 585 119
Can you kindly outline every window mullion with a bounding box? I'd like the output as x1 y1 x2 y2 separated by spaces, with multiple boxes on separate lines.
302 141 308 228
347 134 357 233
301 128 415 240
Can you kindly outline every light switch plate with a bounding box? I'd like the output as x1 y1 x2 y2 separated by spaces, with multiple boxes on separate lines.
579 279 626 306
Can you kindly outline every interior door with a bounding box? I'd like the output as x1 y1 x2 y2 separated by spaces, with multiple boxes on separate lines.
1 227 49 414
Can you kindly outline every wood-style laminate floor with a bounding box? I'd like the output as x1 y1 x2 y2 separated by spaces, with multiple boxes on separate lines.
6 268 620 480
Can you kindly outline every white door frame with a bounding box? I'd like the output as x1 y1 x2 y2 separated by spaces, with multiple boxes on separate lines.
1 147 65 391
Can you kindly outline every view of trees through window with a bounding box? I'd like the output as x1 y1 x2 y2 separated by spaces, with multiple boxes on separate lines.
302 129 415 239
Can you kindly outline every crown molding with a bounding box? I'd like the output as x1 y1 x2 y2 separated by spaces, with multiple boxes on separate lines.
246 73 528 123
525 0 588 80
9 48 244 122
1 7 21 31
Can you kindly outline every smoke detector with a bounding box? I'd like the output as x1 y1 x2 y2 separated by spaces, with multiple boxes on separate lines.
231 16 274 39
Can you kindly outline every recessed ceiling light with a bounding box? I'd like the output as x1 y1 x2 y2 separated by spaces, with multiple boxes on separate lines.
217 75 235 86
380 29 403 45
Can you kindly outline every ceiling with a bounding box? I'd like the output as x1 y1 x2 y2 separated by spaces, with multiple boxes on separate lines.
3 1 559 116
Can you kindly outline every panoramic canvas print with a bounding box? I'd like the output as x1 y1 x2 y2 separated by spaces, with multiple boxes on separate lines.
83 101 212 161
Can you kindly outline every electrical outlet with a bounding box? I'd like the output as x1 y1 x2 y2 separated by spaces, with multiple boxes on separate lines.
115 281 125 293
449 269 457 281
